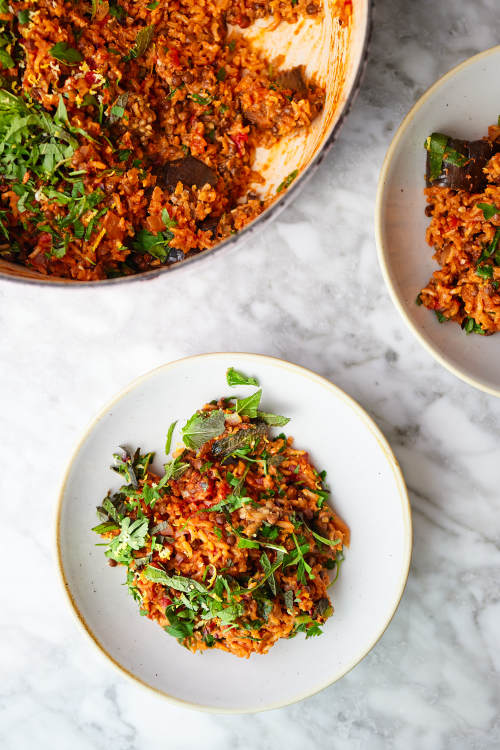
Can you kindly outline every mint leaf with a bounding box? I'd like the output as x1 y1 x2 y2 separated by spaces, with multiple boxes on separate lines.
160 456 189 483
256 411 290 426
226 367 259 387
49 42 83 65
236 389 262 417
182 409 225 450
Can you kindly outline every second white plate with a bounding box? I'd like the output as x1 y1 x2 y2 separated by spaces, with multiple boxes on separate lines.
376 45 500 397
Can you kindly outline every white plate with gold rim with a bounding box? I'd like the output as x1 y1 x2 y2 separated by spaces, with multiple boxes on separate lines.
56 353 411 712
376 45 500 397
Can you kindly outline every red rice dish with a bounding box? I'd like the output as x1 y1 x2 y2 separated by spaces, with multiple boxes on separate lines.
420 123 500 334
92 368 349 657
0 0 350 279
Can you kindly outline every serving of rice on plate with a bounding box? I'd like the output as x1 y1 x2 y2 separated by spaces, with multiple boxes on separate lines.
93 367 348 658
419 122 500 335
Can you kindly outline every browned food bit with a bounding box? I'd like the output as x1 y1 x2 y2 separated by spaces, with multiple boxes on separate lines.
157 156 218 191
275 66 308 97
426 136 497 192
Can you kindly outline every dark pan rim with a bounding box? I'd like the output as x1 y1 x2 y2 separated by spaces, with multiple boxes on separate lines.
0 2 373 288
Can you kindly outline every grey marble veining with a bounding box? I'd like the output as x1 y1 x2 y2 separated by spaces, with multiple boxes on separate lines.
1 0 500 747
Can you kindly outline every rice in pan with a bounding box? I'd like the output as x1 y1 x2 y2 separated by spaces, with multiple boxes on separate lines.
0 0 350 279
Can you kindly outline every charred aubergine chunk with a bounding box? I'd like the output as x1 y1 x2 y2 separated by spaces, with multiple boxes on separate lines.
425 132 498 192
157 155 218 191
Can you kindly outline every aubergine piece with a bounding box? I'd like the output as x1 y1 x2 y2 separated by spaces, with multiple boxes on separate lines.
275 66 308 96
425 133 494 192
157 155 217 190
198 214 219 237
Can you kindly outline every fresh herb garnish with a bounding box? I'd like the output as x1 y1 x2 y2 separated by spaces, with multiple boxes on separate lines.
303 520 341 549
424 133 445 180
237 536 260 549
203 492 251 513
189 92 212 106
92 520 119 534
212 423 267 459
49 42 83 65
476 264 493 280
226 367 259 387
477 228 500 265
109 1 126 19
182 409 226 450
111 104 125 119
103 516 149 563
477 202 498 220
277 169 298 193
462 317 485 335
256 411 290 426
117 148 132 161
108 92 128 124
282 533 314 584
259 523 279 541
123 25 154 62
236 389 262 417
435 310 448 323
216 67 226 81
131 210 177 260
165 421 177 455
291 615 323 639
161 456 189 482
111 448 139 487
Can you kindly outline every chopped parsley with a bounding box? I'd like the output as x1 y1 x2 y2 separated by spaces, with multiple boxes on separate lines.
462 317 485 335
131 210 177 261
477 202 498 220
478 228 500 265
475 264 493 280
109 1 127 19
189 92 212 106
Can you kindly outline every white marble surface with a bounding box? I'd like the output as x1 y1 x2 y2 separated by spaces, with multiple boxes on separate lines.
1 0 500 747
